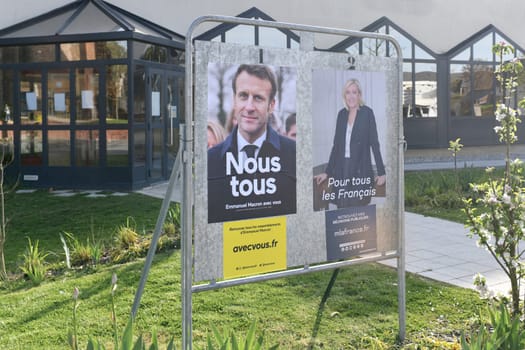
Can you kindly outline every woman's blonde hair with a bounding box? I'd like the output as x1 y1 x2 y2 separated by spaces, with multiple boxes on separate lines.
207 120 227 148
342 78 365 109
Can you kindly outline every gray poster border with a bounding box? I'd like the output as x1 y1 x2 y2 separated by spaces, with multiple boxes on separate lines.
182 15 405 349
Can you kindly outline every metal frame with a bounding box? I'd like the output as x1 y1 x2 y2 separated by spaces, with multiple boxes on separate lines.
183 15 405 349
195 7 300 48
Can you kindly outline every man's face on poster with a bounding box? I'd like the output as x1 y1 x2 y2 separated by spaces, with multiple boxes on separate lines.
233 71 275 143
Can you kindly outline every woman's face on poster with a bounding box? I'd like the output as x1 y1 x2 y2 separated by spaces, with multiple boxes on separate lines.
344 83 360 110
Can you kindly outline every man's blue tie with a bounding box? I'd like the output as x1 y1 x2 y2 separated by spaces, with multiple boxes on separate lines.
242 144 257 158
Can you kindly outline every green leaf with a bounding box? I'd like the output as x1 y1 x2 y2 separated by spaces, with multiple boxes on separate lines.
132 334 144 350
148 329 158 350
121 318 134 350
243 321 256 349
211 324 225 345
231 332 239 350
166 337 176 350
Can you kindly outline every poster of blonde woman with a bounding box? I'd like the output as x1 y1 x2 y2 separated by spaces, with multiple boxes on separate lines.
312 69 387 260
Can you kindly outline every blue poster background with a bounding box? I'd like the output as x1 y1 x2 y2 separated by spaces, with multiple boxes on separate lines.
325 205 377 261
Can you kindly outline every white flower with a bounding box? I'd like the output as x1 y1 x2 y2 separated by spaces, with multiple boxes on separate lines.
487 194 498 204
502 193 511 205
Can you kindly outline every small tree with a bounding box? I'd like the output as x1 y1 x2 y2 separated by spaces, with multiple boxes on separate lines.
0 137 13 281
448 138 463 173
463 42 525 316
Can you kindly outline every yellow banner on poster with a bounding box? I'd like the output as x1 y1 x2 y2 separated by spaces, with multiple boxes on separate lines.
223 216 287 279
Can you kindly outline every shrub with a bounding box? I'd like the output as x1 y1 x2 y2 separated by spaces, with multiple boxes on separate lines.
114 217 140 250
461 302 525 349
202 321 279 350
111 217 146 264
60 231 105 268
19 237 49 285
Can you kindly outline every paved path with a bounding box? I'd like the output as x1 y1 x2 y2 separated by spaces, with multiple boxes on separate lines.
381 212 510 295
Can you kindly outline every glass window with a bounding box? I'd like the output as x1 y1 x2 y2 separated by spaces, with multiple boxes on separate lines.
133 128 146 166
1 9 75 38
345 43 360 57
48 130 70 166
0 47 19 65
450 64 472 117
107 130 128 166
0 45 56 64
415 63 437 117
359 26 387 56
75 130 99 166
133 42 168 63
21 130 43 166
472 64 494 116
362 37 387 56
402 63 413 118
60 41 127 61
48 69 70 125
389 27 412 58
133 66 146 123
151 127 163 178
414 45 433 60
448 29 516 118
452 47 471 61
201 11 299 48
59 2 124 35
20 70 42 125
332 20 438 120
167 47 184 65
0 70 14 124
106 65 128 124
259 27 288 48
473 34 494 61
75 67 99 124
224 24 255 45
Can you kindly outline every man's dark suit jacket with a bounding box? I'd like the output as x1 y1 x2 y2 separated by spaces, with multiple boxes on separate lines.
208 125 296 223
326 105 385 182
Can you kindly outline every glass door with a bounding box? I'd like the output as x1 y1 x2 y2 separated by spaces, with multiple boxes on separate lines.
145 69 182 183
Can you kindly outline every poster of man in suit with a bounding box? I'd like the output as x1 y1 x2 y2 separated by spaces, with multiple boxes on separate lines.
207 63 297 224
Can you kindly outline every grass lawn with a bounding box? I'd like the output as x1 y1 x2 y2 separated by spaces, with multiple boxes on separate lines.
0 182 490 348
404 167 491 223
2 190 162 271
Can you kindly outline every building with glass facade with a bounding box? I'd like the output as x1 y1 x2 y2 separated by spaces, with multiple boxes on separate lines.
2 0 525 189
0 0 184 189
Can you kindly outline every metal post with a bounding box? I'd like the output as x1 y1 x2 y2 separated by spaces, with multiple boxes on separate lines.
131 146 182 318
182 20 196 349
394 41 406 341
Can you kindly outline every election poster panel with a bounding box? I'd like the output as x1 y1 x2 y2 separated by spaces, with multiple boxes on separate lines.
207 63 297 223
311 69 387 212
312 69 387 259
